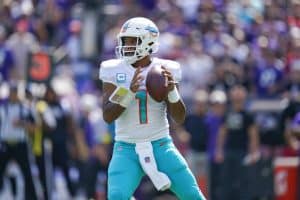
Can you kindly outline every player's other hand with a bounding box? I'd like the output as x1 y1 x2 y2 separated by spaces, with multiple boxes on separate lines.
130 66 144 93
289 138 300 152
243 151 261 165
161 66 175 92
214 150 224 163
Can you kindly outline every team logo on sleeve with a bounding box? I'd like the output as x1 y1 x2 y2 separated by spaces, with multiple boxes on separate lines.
116 73 126 83
145 25 158 37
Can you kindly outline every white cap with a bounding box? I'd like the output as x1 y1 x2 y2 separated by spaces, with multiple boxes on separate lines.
193 90 209 103
209 90 227 104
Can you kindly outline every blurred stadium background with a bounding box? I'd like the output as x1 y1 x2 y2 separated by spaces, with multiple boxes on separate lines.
0 0 299 199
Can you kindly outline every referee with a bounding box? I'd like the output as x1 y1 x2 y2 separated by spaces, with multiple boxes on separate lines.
0 84 38 200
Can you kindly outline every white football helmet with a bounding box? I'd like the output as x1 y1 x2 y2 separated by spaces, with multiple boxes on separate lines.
116 17 159 64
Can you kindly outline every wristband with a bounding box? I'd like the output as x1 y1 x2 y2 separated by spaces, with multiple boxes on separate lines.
168 87 180 103
120 89 135 107
109 86 135 108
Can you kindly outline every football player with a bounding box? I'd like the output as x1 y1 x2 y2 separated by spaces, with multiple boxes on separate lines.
99 17 206 200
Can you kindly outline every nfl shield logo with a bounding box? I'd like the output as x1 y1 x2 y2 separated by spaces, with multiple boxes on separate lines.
144 156 150 163
116 73 126 83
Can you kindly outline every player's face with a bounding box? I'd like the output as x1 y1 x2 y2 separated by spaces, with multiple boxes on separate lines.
121 37 138 56
194 100 207 115
230 87 246 110
212 103 226 116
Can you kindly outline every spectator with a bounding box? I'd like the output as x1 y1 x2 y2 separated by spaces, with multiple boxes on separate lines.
284 58 300 100
281 92 300 153
287 0 300 28
6 16 39 81
183 89 209 195
289 112 300 152
215 85 260 200
0 26 14 83
253 48 284 98
209 56 244 92
180 42 214 95
79 93 111 199
28 89 56 200
0 83 38 200
41 85 76 198
206 90 227 200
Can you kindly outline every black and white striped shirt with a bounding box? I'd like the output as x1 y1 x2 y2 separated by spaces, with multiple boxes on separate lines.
0 102 34 142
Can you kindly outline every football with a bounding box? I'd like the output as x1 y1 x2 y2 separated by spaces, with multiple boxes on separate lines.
146 65 168 102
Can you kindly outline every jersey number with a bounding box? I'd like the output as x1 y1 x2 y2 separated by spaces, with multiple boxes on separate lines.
135 90 147 124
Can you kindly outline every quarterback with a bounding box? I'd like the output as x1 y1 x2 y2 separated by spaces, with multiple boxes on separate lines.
99 17 205 200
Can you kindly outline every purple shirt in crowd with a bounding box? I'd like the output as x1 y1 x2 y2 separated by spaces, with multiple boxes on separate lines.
255 61 283 97
0 44 14 82
205 112 223 161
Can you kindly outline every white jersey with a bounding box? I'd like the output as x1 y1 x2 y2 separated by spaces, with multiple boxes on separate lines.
99 57 182 143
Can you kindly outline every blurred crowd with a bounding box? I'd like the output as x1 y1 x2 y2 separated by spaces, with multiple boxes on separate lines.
0 0 300 199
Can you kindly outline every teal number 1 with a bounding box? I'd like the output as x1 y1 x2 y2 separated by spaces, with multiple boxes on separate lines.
135 90 147 124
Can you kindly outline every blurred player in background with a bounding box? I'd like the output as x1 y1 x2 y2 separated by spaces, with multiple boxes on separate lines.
41 86 76 198
0 84 38 200
99 17 206 200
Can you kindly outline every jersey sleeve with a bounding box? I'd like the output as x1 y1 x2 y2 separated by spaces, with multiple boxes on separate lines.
99 61 116 84
164 60 182 83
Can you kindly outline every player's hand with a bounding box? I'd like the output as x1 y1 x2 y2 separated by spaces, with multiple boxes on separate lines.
290 138 300 151
214 150 224 163
161 66 175 92
130 66 144 93
243 151 260 165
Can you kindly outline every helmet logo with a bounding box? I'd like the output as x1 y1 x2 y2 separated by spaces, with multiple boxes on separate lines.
121 22 130 33
145 25 158 37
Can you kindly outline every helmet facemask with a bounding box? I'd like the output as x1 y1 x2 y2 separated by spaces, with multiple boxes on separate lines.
116 37 144 64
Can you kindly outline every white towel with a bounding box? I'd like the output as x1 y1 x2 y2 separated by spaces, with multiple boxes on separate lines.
135 142 171 191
